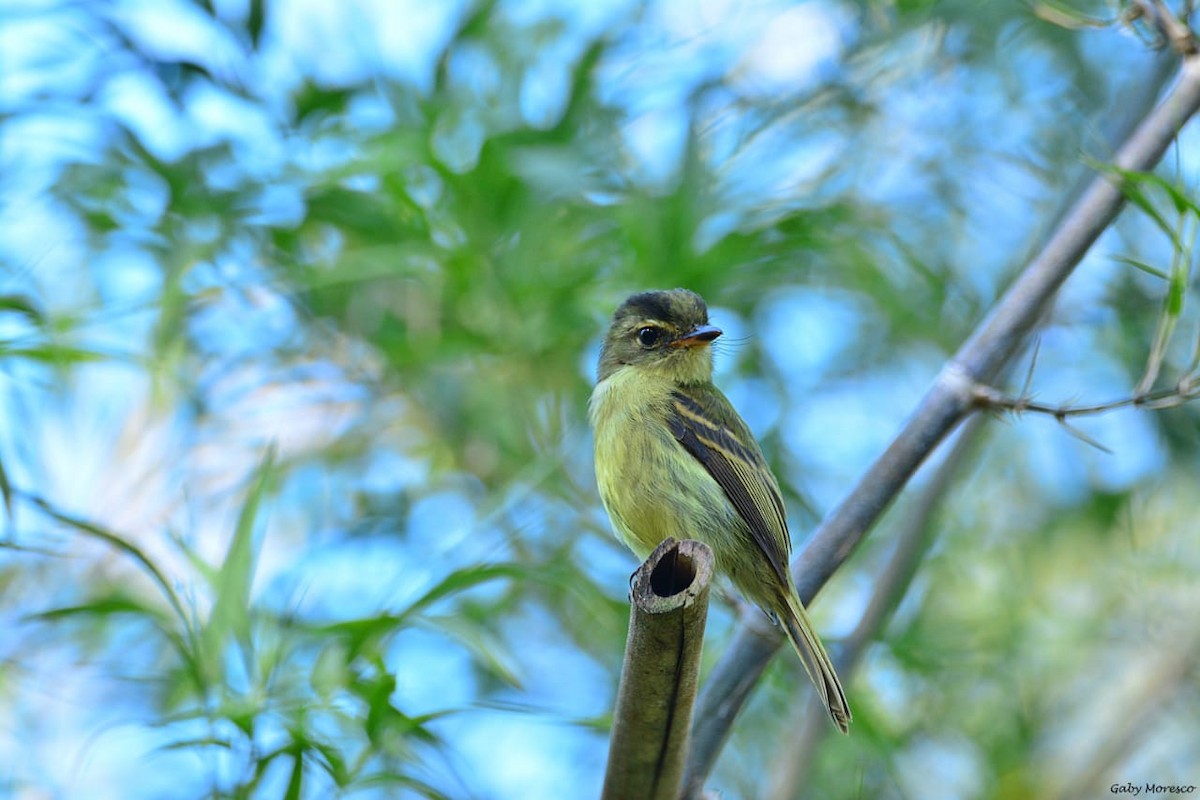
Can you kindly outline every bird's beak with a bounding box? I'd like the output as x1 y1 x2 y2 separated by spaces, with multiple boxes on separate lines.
671 324 723 348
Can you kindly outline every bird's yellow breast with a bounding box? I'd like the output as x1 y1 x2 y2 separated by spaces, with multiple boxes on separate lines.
589 368 732 559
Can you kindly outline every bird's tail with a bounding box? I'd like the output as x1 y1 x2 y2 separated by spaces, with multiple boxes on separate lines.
779 591 852 734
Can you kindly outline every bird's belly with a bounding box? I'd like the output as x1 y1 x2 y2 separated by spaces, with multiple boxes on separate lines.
594 413 734 560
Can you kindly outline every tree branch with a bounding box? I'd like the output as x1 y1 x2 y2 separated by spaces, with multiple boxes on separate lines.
603 538 715 800
683 49 1200 796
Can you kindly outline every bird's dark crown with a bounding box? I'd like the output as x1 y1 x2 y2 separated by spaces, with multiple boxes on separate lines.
612 289 709 331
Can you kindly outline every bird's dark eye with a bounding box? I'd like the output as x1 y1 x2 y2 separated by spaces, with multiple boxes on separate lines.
637 326 662 348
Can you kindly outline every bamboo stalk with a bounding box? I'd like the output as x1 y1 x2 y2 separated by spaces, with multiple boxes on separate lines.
603 538 715 800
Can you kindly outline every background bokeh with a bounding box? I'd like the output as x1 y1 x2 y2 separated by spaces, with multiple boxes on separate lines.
2 0 1199 798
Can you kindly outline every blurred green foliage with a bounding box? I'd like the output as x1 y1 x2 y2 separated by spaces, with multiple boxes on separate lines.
2 0 1200 798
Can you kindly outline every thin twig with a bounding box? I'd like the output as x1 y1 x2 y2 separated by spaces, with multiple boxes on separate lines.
972 380 1200 418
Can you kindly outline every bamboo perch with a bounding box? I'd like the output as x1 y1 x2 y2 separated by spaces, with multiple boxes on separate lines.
602 538 715 800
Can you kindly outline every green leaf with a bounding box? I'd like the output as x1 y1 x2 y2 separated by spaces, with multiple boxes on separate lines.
312 563 525 655
306 738 352 787
395 563 527 625
292 81 354 124
0 345 108 364
1168 257 1188 316
28 593 169 623
285 748 304 800
0 454 12 520
247 740 301 794
303 186 405 242
247 0 265 48
1086 159 1185 251
199 446 277 684
0 294 44 322
1125 169 1200 219
1111 254 1168 280
313 613 405 656
28 500 209 689
1123 183 1182 250
156 736 235 752
31 498 191 628
310 641 350 700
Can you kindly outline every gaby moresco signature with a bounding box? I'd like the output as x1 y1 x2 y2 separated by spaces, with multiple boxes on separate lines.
1110 784 1197 796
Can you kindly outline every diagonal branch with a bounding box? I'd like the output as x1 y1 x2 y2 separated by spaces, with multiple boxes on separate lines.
682 49 1200 796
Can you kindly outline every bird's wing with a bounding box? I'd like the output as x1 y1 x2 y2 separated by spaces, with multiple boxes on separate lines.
667 384 792 586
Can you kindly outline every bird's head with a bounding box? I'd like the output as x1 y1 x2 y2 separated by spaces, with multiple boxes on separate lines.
597 288 723 384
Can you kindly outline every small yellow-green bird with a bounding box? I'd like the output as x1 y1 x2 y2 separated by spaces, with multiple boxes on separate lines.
589 288 851 733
